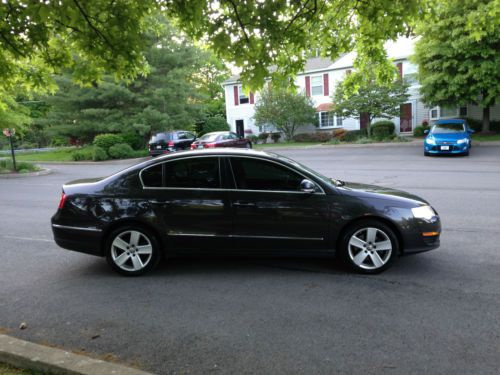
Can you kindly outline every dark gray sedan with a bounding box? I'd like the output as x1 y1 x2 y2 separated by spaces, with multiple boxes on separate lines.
51 149 441 276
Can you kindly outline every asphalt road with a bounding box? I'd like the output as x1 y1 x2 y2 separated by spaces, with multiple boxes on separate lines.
1 145 499 374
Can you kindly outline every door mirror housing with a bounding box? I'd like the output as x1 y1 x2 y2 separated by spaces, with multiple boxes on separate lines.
467 128 475 134
424 129 429 135
300 179 316 193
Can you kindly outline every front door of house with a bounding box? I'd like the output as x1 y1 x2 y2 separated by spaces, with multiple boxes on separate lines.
235 120 244 138
360 113 369 129
400 103 412 133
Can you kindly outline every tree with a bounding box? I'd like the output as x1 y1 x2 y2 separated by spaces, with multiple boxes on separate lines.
333 71 409 135
254 87 317 140
413 0 500 133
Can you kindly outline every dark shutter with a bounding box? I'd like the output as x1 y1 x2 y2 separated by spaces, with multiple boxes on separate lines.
305 76 311 97
249 92 254 104
234 85 239 106
323 74 329 96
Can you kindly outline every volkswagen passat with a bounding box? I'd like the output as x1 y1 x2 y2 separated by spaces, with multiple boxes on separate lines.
51 149 441 276
424 119 473 156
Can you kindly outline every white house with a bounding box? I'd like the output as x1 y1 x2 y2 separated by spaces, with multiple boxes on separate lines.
222 37 499 137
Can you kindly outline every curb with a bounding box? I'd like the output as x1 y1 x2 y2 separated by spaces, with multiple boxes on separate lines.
0 334 153 375
0 168 52 179
15 157 150 166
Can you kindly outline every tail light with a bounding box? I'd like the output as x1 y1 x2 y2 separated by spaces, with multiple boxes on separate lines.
58 192 67 209
204 143 216 148
167 141 174 147
190 144 196 150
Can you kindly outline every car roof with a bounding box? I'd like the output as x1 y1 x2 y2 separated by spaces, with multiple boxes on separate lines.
203 131 231 135
434 119 467 124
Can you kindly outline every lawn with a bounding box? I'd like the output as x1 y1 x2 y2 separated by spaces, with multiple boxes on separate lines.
472 133 500 142
0 362 42 375
14 147 79 162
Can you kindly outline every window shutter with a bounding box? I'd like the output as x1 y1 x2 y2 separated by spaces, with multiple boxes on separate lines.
305 76 311 97
396 63 403 79
234 85 239 106
249 92 254 104
323 74 329 96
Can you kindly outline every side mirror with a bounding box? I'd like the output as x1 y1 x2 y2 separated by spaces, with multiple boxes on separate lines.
300 179 316 193
468 129 475 134
424 129 429 135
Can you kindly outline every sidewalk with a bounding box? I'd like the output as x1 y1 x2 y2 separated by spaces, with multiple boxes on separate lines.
0 334 153 375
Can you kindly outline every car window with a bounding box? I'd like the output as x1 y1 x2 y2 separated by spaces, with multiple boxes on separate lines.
150 133 173 143
230 157 304 191
164 158 220 188
229 133 239 139
432 123 465 133
177 132 188 140
186 132 196 139
141 164 163 187
200 133 219 142
221 133 231 140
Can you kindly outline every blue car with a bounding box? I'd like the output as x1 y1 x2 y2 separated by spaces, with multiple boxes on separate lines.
424 119 474 156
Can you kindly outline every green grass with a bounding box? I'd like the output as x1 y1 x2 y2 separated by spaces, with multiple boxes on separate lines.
254 141 322 149
472 133 500 142
14 147 78 162
0 362 43 375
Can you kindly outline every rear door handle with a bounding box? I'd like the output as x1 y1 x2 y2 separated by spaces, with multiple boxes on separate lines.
233 201 256 208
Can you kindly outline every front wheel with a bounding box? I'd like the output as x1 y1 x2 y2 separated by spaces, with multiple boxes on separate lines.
105 226 161 276
340 220 399 274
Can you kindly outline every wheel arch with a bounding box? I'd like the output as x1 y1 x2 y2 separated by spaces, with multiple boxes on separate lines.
336 215 404 255
100 218 165 257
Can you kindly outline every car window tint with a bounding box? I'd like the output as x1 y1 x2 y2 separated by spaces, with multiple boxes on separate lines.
186 132 196 139
229 133 238 139
230 158 303 191
141 164 163 187
165 158 220 188
177 132 188 140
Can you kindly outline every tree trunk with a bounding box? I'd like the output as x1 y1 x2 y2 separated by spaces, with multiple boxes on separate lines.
482 106 490 133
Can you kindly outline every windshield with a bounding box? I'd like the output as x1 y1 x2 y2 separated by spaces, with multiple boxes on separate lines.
200 133 220 142
271 153 338 186
432 123 465 133
150 133 174 143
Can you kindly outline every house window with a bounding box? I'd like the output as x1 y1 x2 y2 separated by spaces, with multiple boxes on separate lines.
311 76 323 96
238 85 249 104
430 108 439 120
317 112 341 128
440 106 457 118
403 63 418 86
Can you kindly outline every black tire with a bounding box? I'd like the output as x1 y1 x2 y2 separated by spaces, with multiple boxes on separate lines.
339 219 399 274
424 151 430 156
463 150 469 156
246 142 252 149
105 226 161 276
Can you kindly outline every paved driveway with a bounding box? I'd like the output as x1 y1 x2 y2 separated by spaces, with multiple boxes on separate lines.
1 145 499 374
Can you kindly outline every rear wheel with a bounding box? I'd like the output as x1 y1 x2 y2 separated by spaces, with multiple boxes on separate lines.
105 226 160 276
246 142 252 149
340 220 399 274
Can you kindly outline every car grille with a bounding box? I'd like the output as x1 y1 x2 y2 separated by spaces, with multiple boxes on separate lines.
431 145 458 152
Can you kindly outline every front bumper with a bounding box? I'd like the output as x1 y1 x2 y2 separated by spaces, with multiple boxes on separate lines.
425 142 469 154
401 216 441 255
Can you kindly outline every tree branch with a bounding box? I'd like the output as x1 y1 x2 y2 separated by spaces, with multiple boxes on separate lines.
0 32 26 57
226 0 250 44
72 0 113 49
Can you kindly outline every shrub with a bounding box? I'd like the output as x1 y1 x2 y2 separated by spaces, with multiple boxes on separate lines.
51 136 69 147
354 137 374 144
343 129 368 142
121 132 144 150
413 125 430 137
246 135 258 143
270 132 282 143
371 120 395 140
0 159 40 173
91 146 108 161
292 132 332 142
201 116 229 135
108 143 134 159
93 134 124 151
258 132 269 143
71 147 94 161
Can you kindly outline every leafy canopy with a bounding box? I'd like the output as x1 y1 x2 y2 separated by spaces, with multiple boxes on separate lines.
254 87 317 140
412 0 500 127
333 69 410 130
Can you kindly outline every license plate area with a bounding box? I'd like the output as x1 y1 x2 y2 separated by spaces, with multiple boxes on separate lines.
440 146 450 150
156 145 162 149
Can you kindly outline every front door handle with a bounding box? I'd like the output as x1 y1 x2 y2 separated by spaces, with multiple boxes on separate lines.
233 201 256 208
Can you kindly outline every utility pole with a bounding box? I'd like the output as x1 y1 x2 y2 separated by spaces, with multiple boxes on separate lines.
3 128 17 171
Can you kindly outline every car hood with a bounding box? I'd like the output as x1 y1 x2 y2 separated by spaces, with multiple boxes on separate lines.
430 132 468 141
338 181 428 206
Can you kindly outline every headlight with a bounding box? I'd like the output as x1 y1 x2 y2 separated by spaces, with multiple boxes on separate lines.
411 205 436 221
426 137 436 145
457 138 468 144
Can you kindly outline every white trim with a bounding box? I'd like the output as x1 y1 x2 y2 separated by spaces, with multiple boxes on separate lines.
52 224 102 232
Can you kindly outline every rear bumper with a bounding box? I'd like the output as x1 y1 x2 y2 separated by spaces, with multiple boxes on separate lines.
149 149 173 156
51 221 103 257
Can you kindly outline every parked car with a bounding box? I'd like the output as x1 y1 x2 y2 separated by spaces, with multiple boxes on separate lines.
190 131 252 150
51 149 441 276
424 119 473 156
148 130 196 156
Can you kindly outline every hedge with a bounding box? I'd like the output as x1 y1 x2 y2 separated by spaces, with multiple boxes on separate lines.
108 143 135 159
371 120 395 140
93 134 124 151
343 129 368 142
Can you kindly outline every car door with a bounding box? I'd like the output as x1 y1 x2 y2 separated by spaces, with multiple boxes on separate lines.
225 156 331 252
140 156 232 252
229 132 247 148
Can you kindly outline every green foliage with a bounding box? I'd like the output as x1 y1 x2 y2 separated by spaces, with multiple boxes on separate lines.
343 129 368 142
413 0 500 132
0 159 39 174
108 143 134 159
413 124 430 137
121 133 145 150
93 134 124 151
200 116 229 136
71 148 94 161
333 70 410 135
371 121 396 140
254 87 317 140
258 132 269 144
292 133 333 142
167 1 425 91
92 146 108 161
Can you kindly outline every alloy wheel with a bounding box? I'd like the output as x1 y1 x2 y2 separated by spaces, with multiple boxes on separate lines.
347 227 393 270
110 230 153 272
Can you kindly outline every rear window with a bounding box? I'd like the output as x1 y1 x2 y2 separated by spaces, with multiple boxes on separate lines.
432 123 465 133
150 133 174 143
200 133 220 142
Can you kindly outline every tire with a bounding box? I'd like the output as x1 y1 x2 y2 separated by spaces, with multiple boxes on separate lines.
424 151 430 157
105 226 161 276
246 142 252 149
463 150 469 156
340 220 399 274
